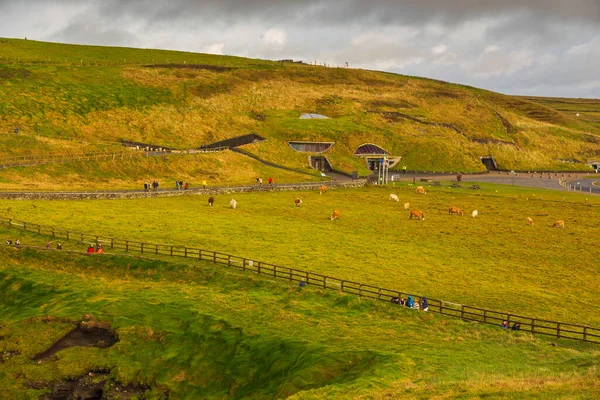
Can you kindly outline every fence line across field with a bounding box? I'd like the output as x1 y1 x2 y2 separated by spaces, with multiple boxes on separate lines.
1 216 598 344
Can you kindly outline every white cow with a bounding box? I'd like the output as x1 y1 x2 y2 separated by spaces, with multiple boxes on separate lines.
389 194 399 202
230 199 237 209
471 210 478 218
403 202 410 210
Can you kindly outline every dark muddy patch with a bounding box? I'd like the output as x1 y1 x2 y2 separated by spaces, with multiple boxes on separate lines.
34 324 118 362
144 63 236 73
39 372 149 400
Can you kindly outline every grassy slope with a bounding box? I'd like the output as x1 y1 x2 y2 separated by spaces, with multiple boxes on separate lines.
1 246 599 399
1 38 600 181
0 151 324 191
1 184 599 328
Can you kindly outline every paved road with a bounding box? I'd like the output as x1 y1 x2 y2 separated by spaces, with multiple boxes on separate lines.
394 171 600 195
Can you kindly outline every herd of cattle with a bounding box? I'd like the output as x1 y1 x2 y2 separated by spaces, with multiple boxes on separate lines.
210 184 566 227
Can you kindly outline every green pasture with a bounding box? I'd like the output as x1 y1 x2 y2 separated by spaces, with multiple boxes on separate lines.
1 245 599 399
1 183 598 329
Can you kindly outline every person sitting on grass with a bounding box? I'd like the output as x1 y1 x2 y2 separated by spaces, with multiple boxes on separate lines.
511 322 521 331
390 296 400 304
407 295 414 308
15 239 20 246
56 243 62 250
87 244 95 254
500 320 509 329
5 238 12 245
299 278 306 288
421 297 429 311
45 241 52 249
96 244 104 254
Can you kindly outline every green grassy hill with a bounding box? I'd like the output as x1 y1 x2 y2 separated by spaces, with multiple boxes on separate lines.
1 38 600 190
1 244 599 399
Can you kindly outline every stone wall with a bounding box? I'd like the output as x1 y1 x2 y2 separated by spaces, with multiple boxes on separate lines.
0 181 367 201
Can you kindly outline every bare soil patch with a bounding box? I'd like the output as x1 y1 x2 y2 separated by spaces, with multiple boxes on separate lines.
33 323 117 362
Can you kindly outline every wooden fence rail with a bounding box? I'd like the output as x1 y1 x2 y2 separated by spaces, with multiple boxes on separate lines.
0 151 153 169
1 216 599 344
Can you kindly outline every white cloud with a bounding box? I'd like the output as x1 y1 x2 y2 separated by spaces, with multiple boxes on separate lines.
432 44 447 54
261 28 286 45
204 43 225 55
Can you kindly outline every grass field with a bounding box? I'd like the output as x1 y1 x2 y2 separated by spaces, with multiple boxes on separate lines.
1 183 598 329
1 243 599 399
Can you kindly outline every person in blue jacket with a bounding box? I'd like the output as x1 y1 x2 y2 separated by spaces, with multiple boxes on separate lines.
407 295 414 308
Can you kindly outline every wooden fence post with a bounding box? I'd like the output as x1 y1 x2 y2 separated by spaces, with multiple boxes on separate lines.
483 310 487 323
66 231 69 240
273 265 277 277
110 239 114 249
461 305 465 319
242 259 246 271
557 323 561 338
531 319 536 333
378 288 382 300
51 227 55 237
170 246 173 256
583 327 588 342
184 248 188 258
341 280 345 292
141 243 144 254
155 244 158 255
257 262 261 274
125 241 129 252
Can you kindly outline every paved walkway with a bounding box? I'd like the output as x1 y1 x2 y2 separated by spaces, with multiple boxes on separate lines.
393 171 600 195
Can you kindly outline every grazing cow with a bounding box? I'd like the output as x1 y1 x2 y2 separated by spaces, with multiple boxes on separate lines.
409 210 424 220
526 217 534 226
471 210 478 218
448 206 463 216
330 210 341 220
295 198 303 207
319 185 328 194
553 220 565 228
230 199 237 210
415 186 426 195
389 194 399 202
403 202 410 210
208 197 215 207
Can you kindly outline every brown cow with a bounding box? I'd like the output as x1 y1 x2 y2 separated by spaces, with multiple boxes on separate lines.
330 210 341 220
449 206 463 216
415 186 426 195
526 217 534 226
295 198 303 207
409 210 424 220
208 197 215 207
319 185 328 194
553 220 565 228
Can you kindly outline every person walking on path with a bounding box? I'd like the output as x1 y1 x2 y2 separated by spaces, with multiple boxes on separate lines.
402 165 407 174
202 179 207 189
268 177 274 185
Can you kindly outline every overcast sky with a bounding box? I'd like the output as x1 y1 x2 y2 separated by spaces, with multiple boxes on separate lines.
1 0 599 98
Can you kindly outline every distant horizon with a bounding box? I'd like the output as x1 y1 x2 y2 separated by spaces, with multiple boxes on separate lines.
3 36 599 101
1 1 599 98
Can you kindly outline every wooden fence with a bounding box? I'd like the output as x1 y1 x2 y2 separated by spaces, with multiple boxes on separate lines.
1 216 598 344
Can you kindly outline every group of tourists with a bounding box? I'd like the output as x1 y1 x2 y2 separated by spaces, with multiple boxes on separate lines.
5 238 21 246
500 320 521 331
87 243 104 254
390 295 428 311
175 180 189 190
144 180 160 192
255 177 274 186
